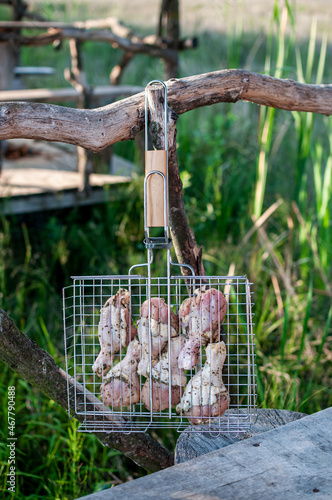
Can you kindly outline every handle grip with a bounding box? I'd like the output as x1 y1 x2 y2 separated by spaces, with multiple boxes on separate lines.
145 150 168 227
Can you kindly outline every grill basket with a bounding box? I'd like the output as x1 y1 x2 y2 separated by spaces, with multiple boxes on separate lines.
63 274 256 434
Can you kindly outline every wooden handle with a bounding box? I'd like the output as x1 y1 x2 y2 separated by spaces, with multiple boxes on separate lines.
145 150 168 227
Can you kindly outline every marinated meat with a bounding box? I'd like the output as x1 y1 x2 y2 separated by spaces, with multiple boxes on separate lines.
176 341 229 424
178 288 227 370
92 289 137 377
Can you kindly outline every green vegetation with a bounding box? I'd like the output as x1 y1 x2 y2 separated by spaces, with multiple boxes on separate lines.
0 1 331 499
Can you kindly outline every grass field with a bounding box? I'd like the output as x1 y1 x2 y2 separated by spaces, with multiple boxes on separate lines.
0 1 331 499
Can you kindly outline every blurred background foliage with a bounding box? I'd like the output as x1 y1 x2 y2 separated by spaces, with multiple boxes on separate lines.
0 0 331 498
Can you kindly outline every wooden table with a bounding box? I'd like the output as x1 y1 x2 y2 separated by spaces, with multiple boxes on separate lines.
76 407 332 500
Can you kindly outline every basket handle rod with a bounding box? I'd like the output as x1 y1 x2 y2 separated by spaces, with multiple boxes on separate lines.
144 80 168 230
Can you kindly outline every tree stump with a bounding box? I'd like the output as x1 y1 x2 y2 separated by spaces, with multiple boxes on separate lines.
175 408 307 464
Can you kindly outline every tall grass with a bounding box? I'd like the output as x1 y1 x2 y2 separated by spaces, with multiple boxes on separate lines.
0 0 332 498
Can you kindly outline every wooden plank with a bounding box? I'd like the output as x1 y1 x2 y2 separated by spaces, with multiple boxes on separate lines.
75 407 332 500
0 85 142 103
175 408 307 464
14 66 55 76
0 139 134 214
0 183 130 215
0 167 130 197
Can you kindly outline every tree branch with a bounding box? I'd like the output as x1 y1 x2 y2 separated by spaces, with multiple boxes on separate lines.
1 69 332 151
0 19 196 53
0 26 177 61
0 308 174 472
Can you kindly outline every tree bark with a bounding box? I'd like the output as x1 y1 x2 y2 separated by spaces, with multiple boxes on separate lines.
1 69 332 152
0 308 174 472
64 38 92 195
158 0 180 79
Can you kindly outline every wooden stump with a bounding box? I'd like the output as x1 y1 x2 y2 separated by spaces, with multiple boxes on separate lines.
175 408 307 464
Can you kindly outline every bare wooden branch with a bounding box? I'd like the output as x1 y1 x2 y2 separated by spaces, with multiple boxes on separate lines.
1 69 332 152
64 39 92 194
0 307 174 472
0 19 196 51
110 51 134 86
0 27 177 62
0 17 141 33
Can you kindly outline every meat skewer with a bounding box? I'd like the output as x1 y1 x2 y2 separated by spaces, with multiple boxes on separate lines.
100 337 141 408
178 287 227 370
92 289 137 378
142 336 187 411
176 341 229 424
137 297 179 378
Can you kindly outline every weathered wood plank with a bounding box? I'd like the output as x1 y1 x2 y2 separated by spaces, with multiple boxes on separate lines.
0 85 143 103
175 408 307 464
75 407 332 500
0 140 136 214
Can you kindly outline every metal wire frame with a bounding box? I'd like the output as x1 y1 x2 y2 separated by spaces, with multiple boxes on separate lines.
63 274 256 435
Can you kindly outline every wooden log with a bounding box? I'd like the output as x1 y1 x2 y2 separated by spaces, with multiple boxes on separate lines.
175 408 307 464
75 407 332 500
0 308 174 472
1 69 331 152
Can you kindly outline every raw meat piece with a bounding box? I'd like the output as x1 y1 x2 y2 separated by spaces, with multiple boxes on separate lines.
100 337 141 408
92 289 137 378
141 381 181 412
137 297 178 378
176 341 229 424
142 336 187 411
178 287 227 370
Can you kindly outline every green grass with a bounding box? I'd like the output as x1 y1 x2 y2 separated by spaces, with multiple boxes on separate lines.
1 0 332 498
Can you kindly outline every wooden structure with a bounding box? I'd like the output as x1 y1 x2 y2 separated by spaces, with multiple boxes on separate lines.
0 139 133 215
74 407 332 499
0 0 196 206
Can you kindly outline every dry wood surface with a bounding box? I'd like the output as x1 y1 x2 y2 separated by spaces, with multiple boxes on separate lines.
75 407 332 500
1 69 331 152
175 408 307 464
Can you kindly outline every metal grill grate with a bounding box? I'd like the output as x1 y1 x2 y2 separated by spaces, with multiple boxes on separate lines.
63 274 256 434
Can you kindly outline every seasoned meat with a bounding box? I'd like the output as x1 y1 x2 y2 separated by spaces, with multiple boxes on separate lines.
142 336 186 411
176 341 229 424
137 297 178 378
92 289 137 378
178 287 227 370
100 337 141 408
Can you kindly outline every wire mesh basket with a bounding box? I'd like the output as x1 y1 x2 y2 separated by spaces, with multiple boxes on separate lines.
63 81 256 435
63 274 256 434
